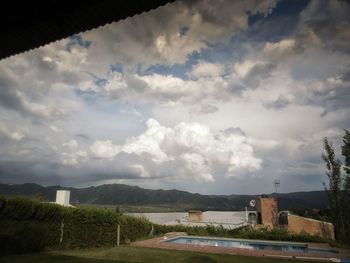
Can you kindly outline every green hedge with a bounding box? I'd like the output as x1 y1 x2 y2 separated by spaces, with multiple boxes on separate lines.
0 196 153 255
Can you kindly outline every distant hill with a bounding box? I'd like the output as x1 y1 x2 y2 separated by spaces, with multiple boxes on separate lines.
0 183 329 211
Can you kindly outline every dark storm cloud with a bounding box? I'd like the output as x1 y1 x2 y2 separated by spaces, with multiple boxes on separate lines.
263 96 291 110
299 0 350 53
242 62 275 89
223 127 246 136
198 104 219 114
0 158 154 187
75 134 90 140
0 71 32 117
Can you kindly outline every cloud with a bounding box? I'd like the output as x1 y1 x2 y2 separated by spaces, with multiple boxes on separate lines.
233 59 274 89
263 39 296 56
197 104 219 114
50 125 62 133
0 40 87 122
89 119 262 181
263 94 295 110
262 73 350 114
102 70 234 105
227 0 350 115
90 140 120 159
190 61 225 78
298 0 350 52
79 0 277 72
61 140 88 165
0 122 25 141
0 69 51 119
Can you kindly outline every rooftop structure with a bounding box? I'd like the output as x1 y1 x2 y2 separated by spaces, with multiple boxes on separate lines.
55 190 72 207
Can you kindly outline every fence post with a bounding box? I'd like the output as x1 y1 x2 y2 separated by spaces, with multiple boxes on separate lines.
60 219 64 244
117 224 120 246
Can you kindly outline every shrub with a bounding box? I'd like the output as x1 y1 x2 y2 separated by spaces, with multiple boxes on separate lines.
0 196 154 253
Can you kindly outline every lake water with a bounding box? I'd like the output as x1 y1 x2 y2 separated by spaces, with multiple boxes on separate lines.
128 211 247 228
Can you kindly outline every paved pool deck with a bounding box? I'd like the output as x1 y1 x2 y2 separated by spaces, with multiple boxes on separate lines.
131 232 350 262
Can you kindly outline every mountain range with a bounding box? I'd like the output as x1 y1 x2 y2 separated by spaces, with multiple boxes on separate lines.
0 183 329 211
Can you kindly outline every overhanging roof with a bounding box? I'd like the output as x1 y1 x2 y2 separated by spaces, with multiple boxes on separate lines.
0 0 174 60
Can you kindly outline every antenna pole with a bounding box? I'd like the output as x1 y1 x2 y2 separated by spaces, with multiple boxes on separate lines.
274 179 280 194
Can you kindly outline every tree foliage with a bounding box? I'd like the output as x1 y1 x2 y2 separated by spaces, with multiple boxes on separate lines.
322 130 350 244
342 129 350 188
341 129 350 243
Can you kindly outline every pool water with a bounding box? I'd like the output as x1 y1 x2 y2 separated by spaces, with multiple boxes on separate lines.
165 236 338 254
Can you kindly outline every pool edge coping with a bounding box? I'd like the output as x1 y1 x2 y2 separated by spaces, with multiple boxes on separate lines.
163 235 309 248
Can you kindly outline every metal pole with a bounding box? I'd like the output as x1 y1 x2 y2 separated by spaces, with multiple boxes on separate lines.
245 206 248 223
117 224 120 246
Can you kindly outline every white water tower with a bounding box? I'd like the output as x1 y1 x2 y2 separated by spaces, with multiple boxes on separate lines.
56 190 70 206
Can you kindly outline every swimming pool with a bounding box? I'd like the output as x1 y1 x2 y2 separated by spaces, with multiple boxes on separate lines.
164 236 338 254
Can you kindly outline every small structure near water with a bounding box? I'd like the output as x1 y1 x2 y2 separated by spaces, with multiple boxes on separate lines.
55 190 74 207
188 210 203 222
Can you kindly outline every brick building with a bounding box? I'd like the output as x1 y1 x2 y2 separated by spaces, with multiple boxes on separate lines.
255 195 334 240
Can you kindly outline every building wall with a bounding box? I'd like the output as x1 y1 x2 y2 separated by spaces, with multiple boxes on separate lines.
285 214 334 240
257 197 278 228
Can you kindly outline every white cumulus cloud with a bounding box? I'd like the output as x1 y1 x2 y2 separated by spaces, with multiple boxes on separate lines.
89 119 262 181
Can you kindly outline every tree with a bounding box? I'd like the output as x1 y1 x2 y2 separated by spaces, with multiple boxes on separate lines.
341 129 350 242
322 137 345 240
342 129 350 188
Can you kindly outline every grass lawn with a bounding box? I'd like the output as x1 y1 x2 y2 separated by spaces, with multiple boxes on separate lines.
0 246 317 263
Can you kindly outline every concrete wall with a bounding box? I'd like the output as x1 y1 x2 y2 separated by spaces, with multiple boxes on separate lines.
188 210 202 222
284 214 334 240
257 197 278 228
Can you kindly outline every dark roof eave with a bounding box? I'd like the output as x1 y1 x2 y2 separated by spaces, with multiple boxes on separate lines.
0 0 175 60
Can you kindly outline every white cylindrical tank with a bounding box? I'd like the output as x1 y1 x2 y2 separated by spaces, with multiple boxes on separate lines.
56 190 70 206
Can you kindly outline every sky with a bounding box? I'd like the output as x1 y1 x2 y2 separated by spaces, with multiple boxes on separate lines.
0 0 349 195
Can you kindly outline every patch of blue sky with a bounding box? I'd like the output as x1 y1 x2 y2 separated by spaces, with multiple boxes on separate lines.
66 35 91 51
73 101 148 141
110 63 123 73
93 99 152 121
74 74 107 105
139 47 232 79
84 72 108 87
246 0 310 42
179 26 190 37
75 88 103 105
140 62 193 80
200 40 248 65
248 0 310 26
